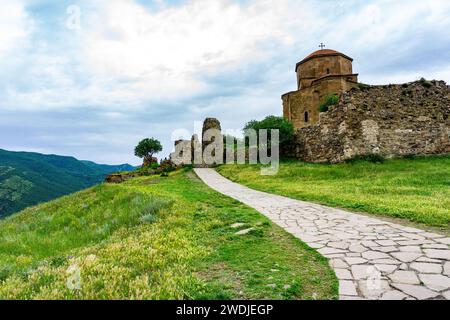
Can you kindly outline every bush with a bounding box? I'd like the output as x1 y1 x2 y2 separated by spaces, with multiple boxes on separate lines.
419 77 432 88
243 116 294 157
318 95 339 113
357 83 371 91
150 162 160 169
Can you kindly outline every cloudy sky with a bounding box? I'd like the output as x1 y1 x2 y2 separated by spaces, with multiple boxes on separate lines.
1 0 450 165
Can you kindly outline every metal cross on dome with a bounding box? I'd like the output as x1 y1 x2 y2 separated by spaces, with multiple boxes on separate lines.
319 43 326 50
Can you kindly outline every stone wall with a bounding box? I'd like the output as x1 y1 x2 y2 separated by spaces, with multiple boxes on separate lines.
294 80 450 163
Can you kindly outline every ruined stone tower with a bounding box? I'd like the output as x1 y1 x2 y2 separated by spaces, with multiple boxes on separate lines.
282 49 359 129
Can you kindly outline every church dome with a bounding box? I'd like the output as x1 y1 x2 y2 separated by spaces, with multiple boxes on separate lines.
304 49 341 60
296 49 353 71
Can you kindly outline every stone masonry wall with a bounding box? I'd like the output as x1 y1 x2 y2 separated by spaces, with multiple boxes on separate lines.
294 80 450 163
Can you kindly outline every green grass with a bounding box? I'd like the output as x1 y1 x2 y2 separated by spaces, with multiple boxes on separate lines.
217 156 450 229
0 169 337 300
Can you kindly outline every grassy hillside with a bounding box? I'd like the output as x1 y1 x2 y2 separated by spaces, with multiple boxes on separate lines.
217 156 450 229
0 149 135 217
0 169 337 300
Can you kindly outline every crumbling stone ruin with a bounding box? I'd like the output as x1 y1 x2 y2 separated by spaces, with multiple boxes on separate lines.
170 118 223 167
201 118 223 166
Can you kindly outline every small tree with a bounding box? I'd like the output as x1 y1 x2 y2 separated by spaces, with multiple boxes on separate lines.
134 138 162 165
243 116 294 157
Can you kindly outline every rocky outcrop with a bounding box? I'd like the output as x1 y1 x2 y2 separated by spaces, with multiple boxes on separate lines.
105 172 140 183
142 156 158 168
294 80 450 163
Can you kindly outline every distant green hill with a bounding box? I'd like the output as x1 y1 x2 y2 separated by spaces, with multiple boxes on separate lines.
0 149 135 217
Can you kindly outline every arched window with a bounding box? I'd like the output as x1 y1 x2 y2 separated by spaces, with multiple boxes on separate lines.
326 68 330 74
304 111 309 123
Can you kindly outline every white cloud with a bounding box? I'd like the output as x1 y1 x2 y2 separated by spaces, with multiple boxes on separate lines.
77 0 313 105
0 1 32 56
3 0 317 110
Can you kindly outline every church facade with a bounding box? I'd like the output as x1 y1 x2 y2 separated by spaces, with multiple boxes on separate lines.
282 49 359 130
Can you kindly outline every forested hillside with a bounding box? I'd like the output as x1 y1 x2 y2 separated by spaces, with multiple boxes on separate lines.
0 149 135 217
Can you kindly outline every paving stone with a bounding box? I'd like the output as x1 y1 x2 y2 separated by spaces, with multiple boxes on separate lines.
345 257 367 265
416 257 442 263
422 243 448 249
307 242 325 249
421 232 445 239
359 279 391 299
339 295 366 300
435 238 450 245
443 290 450 300
230 223 245 228
318 247 346 255
399 227 425 233
424 249 450 260
339 280 358 296
361 240 378 247
373 246 398 253
372 258 402 265
235 228 254 235
399 246 422 253
362 251 390 260
380 290 408 300
401 233 426 241
376 240 397 246
410 263 442 274
330 259 348 269
444 262 450 276
418 274 450 291
349 244 367 253
388 271 420 285
391 284 439 300
346 253 361 258
391 252 422 263
397 240 430 246
328 241 350 250
335 269 353 280
374 264 397 274
325 253 346 259
351 265 372 280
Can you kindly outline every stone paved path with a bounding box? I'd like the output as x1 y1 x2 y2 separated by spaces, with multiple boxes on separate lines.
194 168 450 300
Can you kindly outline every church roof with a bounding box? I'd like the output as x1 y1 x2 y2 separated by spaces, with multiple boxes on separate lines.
296 49 353 71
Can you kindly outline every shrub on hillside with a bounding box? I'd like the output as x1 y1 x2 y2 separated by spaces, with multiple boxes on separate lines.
318 95 339 113
419 77 432 88
357 83 371 91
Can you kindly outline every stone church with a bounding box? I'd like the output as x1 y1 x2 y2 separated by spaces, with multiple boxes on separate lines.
282 48 359 130
283 47 450 163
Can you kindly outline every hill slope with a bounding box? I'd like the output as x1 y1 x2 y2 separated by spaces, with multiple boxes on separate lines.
0 149 135 217
0 170 337 300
